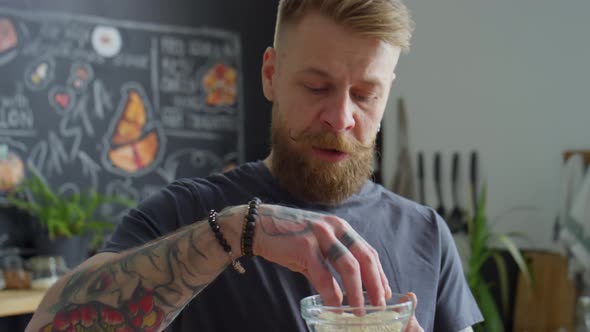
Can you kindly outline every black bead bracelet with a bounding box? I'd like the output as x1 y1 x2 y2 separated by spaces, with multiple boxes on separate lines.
208 209 245 274
241 197 261 257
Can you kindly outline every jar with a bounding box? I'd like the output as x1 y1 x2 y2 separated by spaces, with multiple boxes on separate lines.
576 296 590 332
2 249 31 289
27 256 68 289
0 269 5 289
301 292 414 332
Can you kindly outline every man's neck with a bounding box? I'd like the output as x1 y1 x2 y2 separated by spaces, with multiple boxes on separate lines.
263 154 273 175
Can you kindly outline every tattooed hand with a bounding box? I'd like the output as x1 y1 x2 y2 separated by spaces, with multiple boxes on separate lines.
26 203 403 332
252 204 392 309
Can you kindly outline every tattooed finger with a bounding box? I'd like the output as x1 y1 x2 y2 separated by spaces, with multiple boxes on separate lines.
326 241 348 263
339 231 359 249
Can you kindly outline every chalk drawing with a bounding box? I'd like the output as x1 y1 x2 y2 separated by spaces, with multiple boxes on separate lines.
17 21 28 39
91 25 122 58
27 140 48 173
156 148 223 183
78 151 101 189
160 106 183 129
198 61 238 108
48 86 76 114
57 182 80 197
101 82 166 177
0 137 27 153
0 18 18 66
46 131 68 176
24 57 56 91
93 79 112 119
74 94 95 137
58 108 83 162
0 48 17 66
0 7 246 200
67 62 94 91
150 37 159 113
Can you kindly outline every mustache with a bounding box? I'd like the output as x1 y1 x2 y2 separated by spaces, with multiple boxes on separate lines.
288 130 373 153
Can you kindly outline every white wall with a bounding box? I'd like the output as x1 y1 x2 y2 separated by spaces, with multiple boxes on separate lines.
383 0 590 250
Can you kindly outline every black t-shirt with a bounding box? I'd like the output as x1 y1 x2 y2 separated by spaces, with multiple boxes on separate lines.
101 161 483 331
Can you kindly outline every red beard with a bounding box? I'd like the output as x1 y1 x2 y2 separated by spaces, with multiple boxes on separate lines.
269 105 375 205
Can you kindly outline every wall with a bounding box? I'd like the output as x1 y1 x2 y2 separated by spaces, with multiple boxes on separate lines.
0 0 274 162
0 0 276 329
383 0 590 250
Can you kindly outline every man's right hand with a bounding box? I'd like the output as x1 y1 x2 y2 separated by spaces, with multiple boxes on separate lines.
246 204 392 308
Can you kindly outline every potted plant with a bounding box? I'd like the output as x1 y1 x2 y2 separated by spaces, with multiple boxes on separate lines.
466 185 534 332
7 167 135 267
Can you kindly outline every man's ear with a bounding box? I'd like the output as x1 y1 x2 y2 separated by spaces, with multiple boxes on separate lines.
261 47 277 102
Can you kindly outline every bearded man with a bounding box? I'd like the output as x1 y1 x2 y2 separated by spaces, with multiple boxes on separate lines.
26 1 482 332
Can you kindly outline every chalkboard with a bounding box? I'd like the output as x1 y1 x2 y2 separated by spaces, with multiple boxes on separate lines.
0 7 247 218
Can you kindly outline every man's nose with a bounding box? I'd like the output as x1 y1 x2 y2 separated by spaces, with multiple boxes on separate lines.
319 91 355 132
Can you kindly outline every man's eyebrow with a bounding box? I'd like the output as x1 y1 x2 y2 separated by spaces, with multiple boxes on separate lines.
296 66 333 79
297 66 385 89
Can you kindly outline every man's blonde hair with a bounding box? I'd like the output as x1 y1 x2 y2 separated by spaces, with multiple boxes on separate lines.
274 0 414 52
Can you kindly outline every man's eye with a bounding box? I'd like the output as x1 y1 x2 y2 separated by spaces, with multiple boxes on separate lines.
352 93 375 102
305 86 328 94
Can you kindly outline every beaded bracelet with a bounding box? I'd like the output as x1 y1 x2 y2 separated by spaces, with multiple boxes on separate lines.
241 197 261 257
208 209 245 274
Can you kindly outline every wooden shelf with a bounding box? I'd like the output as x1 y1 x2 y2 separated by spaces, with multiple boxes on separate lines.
0 289 46 317
513 252 576 331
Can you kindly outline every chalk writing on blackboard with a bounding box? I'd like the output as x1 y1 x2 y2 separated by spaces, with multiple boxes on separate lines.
0 84 35 137
0 8 244 216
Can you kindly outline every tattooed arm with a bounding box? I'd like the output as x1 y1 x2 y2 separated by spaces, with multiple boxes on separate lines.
26 206 245 332
26 203 400 332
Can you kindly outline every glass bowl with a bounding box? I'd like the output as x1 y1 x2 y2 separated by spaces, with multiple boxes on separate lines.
301 292 414 332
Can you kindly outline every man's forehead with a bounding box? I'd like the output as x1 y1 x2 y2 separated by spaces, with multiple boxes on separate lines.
276 12 400 84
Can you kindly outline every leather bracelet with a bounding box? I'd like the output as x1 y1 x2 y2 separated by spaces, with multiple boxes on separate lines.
241 197 261 257
208 209 245 274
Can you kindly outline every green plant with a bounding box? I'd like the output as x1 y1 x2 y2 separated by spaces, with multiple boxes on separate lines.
7 167 135 248
466 185 533 332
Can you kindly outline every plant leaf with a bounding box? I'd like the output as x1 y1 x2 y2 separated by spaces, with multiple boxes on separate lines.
470 252 491 276
475 183 488 226
491 252 510 320
7 164 136 240
495 234 532 286
84 221 115 231
478 280 505 332
503 232 528 240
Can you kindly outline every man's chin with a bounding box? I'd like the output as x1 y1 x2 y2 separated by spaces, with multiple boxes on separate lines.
273 155 369 205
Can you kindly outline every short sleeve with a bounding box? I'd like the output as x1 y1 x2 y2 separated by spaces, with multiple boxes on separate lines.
433 215 484 331
99 179 207 254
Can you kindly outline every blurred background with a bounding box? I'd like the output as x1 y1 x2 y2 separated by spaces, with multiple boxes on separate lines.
0 0 588 331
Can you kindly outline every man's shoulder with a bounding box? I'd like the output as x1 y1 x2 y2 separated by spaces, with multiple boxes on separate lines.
365 183 439 226
170 161 265 191
156 161 270 212
345 183 444 241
